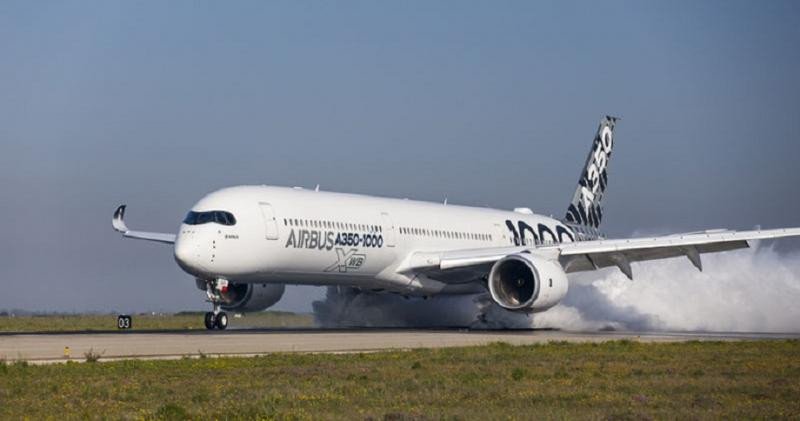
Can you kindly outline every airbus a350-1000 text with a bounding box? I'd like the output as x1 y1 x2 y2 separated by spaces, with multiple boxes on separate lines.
113 117 800 329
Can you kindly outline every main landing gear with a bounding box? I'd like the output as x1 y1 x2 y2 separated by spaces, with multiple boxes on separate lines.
203 278 229 330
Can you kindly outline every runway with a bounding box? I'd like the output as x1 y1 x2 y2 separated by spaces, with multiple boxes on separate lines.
1 328 797 363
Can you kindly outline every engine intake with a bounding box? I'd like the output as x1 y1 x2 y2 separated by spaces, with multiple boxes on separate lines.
488 253 568 312
218 282 285 312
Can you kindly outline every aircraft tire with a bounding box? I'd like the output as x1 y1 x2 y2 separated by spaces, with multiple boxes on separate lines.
215 312 228 330
204 312 215 330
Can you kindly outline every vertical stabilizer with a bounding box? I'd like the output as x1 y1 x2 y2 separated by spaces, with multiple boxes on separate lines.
564 116 618 229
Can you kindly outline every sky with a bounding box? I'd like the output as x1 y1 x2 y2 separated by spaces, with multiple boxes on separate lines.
1 1 799 313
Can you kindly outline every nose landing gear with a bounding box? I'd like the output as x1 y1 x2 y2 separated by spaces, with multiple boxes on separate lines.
203 310 228 330
203 279 229 330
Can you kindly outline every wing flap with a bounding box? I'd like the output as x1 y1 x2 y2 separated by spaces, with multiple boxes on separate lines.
562 241 749 274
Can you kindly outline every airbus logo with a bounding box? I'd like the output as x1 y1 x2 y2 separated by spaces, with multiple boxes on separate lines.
324 248 366 273
284 229 383 251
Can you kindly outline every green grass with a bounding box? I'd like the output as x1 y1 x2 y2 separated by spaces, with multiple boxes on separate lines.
1 341 798 419
0 311 314 333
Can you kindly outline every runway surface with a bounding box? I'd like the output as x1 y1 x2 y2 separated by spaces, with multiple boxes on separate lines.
2 328 797 363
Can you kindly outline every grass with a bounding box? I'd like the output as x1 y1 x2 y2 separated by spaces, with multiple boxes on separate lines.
0 340 798 419
0 311 314 333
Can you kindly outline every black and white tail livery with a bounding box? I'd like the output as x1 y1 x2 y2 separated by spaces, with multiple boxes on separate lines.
565 116 618 229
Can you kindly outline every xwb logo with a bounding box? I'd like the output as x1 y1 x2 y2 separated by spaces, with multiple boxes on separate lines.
324 248 366 273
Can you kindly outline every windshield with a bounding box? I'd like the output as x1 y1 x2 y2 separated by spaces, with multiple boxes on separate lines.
183 210 237 226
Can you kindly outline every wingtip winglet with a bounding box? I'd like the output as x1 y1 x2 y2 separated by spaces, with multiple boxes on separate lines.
112 204 129 233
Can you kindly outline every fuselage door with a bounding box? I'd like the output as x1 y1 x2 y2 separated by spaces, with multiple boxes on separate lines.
258 202 279 240
494 223 508 246
380 212 396 247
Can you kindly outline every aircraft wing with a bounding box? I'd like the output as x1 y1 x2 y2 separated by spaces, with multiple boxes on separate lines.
112 205 176 244
549 227 800 279
399 227 800 281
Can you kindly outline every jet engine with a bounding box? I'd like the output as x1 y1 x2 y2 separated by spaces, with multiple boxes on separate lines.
487 253 568 312
217 282 286 312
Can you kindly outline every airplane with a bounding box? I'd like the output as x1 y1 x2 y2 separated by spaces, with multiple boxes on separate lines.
112 116 800 330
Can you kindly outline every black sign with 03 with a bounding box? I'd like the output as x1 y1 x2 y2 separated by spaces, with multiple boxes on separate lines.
117 315 132 330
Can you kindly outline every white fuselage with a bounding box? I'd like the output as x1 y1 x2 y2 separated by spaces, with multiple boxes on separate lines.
173 185 582 296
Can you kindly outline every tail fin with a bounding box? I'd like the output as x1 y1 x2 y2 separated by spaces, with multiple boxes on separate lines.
564 116 618 229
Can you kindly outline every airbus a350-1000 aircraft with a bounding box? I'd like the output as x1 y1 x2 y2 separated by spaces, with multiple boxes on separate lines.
113 117 800 330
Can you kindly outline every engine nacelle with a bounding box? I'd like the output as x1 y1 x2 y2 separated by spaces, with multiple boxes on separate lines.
488 253 568 312
219 282 285 312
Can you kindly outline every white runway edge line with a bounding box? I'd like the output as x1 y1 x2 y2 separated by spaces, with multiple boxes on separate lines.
2 330 798 364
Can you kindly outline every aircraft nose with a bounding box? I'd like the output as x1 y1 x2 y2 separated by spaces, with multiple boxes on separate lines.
174 235 205 275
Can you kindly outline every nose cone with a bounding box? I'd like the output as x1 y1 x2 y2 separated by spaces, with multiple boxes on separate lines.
174 234 206 276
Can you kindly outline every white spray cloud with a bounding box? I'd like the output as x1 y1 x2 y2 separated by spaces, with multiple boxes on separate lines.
312 244 800 332
557 243 800 332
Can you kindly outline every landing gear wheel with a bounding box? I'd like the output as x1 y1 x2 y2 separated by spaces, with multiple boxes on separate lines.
214 312 228 330
203 278 229 330
204 312 215 330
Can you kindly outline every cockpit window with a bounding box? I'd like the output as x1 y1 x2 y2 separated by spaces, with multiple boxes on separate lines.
183 211 237 226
